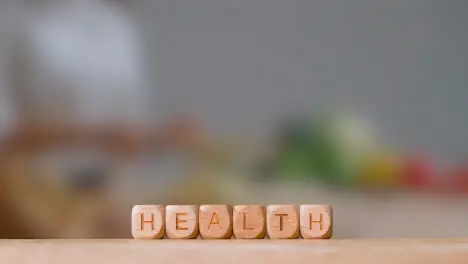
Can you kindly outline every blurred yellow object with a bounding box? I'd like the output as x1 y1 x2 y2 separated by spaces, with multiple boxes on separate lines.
358 152 404 187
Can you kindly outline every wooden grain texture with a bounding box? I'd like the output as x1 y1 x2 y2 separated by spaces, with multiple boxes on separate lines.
1 239 468 264
131 205 165 239
299 205 333 239
266 205 299 239
233 205 266 239
165 205 199 239
199 205 232 239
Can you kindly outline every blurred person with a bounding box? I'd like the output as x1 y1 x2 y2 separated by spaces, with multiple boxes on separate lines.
0 0 204 238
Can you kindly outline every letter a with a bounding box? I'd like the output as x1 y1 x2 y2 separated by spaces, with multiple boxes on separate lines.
208 212 221 229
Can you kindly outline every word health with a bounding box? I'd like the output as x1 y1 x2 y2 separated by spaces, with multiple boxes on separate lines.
132 205 332 239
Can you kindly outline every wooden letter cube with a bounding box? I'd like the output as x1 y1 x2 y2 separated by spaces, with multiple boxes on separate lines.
131 205 165 239
166 205 199 239
199 205 233 239
300 205 333 239
233 205 266 239
266 205 299 239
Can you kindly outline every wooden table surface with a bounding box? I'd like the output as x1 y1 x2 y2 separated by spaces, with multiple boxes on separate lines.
1 239 468 264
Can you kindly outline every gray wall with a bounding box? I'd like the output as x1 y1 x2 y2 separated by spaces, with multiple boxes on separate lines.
138 0 467 163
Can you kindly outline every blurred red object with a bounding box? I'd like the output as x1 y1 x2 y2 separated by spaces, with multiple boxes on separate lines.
449 165 468 193
403 155 437 190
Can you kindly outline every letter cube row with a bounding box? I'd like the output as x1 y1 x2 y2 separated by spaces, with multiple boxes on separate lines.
132 205 332 239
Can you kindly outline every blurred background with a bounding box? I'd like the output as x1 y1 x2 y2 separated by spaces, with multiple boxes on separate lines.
0 0 467 238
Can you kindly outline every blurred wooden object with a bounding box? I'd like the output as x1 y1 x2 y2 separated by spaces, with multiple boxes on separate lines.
0 239 467 264
0 117 210 238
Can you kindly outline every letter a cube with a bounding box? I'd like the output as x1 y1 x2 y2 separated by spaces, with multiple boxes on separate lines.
199 205 233 239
